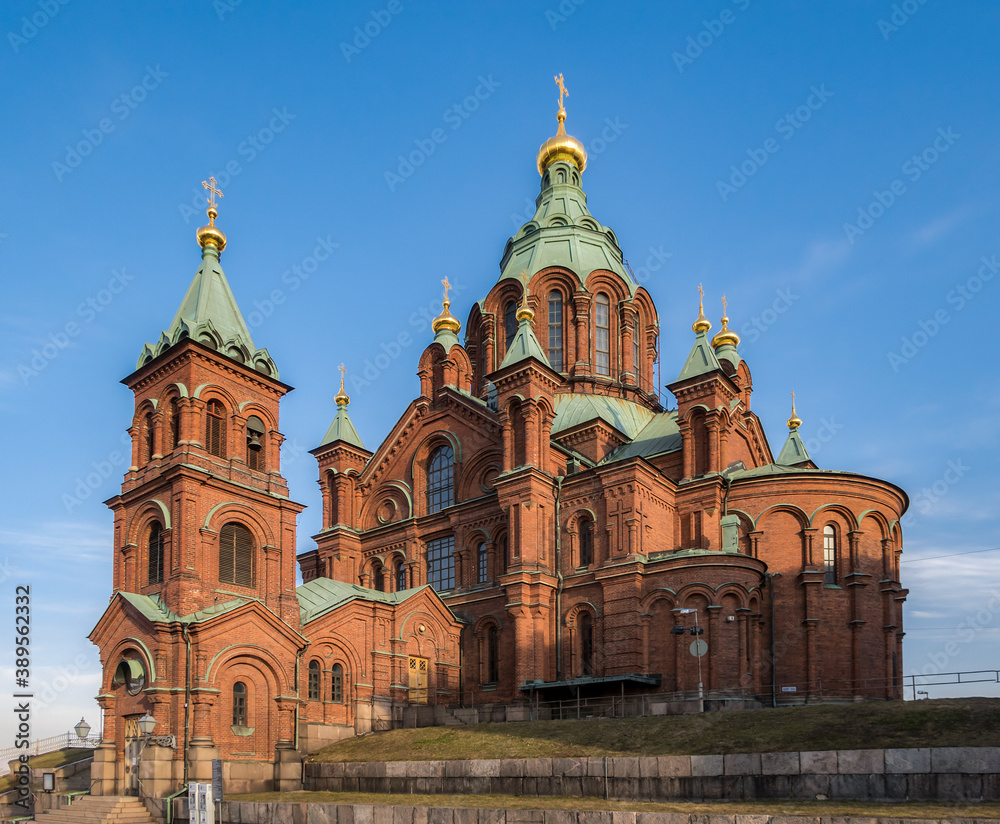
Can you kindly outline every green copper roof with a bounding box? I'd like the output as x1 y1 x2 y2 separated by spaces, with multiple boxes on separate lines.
552 394 654 440
297 578 434 625
776 427 812 466
119 592 178 623
499 315 552 370
715 341 741 370
600 410 682 464
137 244 278 378
676 330 723 382
320 402 365 449
498 160 636 293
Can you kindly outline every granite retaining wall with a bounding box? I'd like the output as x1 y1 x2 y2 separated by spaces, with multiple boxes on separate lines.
305 748 1000 802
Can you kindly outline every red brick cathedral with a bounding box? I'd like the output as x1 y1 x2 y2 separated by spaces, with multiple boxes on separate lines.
90 87 908 796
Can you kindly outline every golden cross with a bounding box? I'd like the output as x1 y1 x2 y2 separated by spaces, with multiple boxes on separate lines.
338 362 346 391
518 270 530 308
698 283 705 309
722 294 728 316
554 73 568 110
202 176 224 209
441 276 451 303
791 390 796 412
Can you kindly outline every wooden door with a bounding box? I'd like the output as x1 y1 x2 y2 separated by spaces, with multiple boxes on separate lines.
408 656 428 704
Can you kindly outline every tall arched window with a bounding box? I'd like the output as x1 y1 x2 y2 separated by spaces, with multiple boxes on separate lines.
308 660 320 700
477 542 488 584
547 291 563 371
595 293 611 375
579 517 594 566
373 565 384 592
143 411 155 463
426 445 454 513
331 664 344 703
219 522 254 587
823 525 837 585
487 625 499 683
395 562 406 592
232 681 247 726
580 613 594 675
633 317 641 381
246 415 265 471
147 522 164 585
504 300 517 352
169 397 181 450
206 400 226 458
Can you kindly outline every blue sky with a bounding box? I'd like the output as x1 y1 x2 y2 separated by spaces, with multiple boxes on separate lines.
2 0 999 739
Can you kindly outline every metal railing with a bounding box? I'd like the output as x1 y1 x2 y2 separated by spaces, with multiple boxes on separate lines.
0 733 101 776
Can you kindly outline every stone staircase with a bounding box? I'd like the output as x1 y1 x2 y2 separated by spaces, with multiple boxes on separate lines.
34 796 158 824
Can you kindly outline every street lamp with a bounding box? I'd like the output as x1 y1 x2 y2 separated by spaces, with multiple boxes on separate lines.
672 608 706 712
74 718 91 741
137 713 177 748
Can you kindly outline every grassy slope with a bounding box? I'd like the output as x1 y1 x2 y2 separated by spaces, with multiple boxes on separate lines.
309 698 1000 763
0 748 94 794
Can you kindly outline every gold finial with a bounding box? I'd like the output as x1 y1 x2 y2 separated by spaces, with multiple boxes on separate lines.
432 276 461 336
712 292 740 349
787 391 802 430
516 270 534 321
536 73 588 175
692 283 711 334
335 363 350 406
196 176 228 252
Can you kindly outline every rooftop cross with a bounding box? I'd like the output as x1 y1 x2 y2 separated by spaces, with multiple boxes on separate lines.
338 363 346 392
441 276 451 303
202 177 224 211
554 73 568 110
722 293 728 316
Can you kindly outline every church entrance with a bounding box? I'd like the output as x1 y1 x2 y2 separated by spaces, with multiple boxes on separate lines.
123 716 142 796
408 656 428 704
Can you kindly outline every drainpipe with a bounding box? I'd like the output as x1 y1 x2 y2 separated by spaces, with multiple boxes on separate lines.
554 475 565 682
180 623 192 785
766 572 781 708
294 646 306 753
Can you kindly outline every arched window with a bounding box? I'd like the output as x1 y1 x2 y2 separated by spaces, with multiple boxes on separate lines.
206 400 226 458
547 291 563 371
308 660 320 700
504 300 517 353
143 411 155 463
580 613 594 675
579 517 594 567
426 536 455 592
633 317 641 381
373 565 384 592
219 522 254 587
169 397 181 450
395 563 406 592
147 522 164 585
595 293 611 376
823 525 837 585
487 625 499 683
331 664 344 703
477 542 488 584
246 415 265 471
426 445 454 513
691 410 709 476
232 681 247 726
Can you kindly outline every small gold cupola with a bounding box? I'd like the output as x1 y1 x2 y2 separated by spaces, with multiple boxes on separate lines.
787 391 802 430
516 271 534 322
536 73 588 175
431 277 462 336
712 294 740 349
692 284 712 334
335 363 350 407
195 177 228 252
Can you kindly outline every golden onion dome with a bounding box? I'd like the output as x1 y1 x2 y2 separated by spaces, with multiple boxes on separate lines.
432 299 461 335
787 392 802 430
692 284 711 334
711 301 740 349
196 206 227 252
537 108 588 175
335 364 350 406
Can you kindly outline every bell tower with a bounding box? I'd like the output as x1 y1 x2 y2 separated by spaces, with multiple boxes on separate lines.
106 181 304 625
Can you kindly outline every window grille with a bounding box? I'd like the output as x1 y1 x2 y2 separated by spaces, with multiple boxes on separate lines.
219 522 254 587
